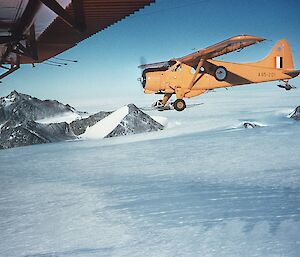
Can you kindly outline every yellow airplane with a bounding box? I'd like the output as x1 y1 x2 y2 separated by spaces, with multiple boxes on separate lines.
139 35 300 111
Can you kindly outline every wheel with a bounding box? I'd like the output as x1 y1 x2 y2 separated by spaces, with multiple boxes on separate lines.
214 66 228 81
173 99 186 112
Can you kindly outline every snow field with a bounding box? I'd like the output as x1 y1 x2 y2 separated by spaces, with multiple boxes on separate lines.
0 86 299 256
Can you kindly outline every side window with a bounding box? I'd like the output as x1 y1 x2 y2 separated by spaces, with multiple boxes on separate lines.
199 66 205 73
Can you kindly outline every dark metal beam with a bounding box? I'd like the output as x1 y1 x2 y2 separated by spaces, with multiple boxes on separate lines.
0 64 20 80
72 0 86 32
0 36 15 44
0 21 14 30
27 24 38 60
0 65 10 70
0 45 12 66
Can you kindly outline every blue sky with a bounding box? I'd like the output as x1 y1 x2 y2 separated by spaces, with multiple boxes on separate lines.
2 0 300 107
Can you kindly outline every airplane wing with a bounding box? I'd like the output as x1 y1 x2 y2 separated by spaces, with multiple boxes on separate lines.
0 0 155 80
174 35 265 67
138 60 176 70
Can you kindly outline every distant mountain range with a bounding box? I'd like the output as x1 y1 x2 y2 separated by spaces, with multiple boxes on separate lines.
0 91 164 149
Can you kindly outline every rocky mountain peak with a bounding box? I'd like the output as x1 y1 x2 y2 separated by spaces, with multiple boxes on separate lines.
1 91 20 107
289 106 300 120
4 90 33 102
7 90 19 99
1 90 37 108
0 91 78 124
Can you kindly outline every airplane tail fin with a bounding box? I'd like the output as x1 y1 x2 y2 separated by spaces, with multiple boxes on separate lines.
254 39 294 70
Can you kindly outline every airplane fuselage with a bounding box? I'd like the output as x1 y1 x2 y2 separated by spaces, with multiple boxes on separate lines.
143 59 296 99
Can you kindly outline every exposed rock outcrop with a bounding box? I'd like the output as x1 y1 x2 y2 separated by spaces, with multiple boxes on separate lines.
289 106 300 120
243 122 261 128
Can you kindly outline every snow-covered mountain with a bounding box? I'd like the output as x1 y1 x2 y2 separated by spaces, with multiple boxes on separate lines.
0 91 79 124
0 91 164 149
0 91 81 149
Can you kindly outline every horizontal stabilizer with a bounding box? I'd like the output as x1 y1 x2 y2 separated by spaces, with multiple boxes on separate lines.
284 70 300 78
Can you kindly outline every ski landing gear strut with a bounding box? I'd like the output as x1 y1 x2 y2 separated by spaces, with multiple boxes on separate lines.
277 80 296 90
152 93 173 111
152 93 187 111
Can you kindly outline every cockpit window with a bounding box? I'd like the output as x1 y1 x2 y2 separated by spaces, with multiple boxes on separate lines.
190 67 196 74
174 64 182 72
167 60 177 67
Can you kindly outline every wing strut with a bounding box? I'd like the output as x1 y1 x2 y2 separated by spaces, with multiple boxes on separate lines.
188 58 206 89
0 64 20 81
39 0 86 33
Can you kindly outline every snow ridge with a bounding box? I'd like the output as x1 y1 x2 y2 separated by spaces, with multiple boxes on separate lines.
82 106 129 139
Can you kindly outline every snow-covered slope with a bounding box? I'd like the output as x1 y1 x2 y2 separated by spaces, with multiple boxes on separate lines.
82 104 164 139
70 111 112 136
82 106 129 139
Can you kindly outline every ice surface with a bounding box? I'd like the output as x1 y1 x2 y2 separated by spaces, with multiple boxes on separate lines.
0 86 299 257
82 106 129 139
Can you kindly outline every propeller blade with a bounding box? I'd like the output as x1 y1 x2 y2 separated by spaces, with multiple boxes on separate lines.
139 56 147 68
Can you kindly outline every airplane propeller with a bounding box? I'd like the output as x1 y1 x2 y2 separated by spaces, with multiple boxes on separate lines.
139 56 147 67
138 56 147 88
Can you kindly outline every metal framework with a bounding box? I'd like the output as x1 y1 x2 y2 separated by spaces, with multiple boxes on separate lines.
0 0 87 81
0 0 155 81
